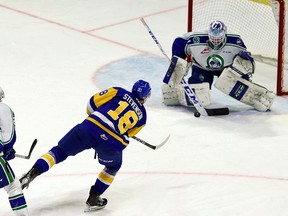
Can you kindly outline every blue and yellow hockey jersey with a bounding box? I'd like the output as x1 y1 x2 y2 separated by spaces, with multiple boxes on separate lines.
83 87 147 150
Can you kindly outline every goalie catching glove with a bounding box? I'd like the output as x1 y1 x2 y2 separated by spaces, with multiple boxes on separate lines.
233 50 255 80
215 51 275 111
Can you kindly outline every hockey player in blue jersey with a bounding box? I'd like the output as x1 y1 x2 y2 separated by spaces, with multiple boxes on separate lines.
20 80 151 212
0 86 29 216
162 20 275 112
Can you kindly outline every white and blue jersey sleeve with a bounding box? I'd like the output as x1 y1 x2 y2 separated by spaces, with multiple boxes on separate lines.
0 103 16 156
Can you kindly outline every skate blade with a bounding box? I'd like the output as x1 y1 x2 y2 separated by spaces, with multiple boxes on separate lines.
20 178 29 190
84 205 105 213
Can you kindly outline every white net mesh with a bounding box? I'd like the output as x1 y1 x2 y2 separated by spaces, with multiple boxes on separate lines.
190 0 288 94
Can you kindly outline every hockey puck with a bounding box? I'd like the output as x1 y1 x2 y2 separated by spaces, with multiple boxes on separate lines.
194 112 201 118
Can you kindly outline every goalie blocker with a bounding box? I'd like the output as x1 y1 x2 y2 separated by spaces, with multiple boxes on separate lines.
215 55 275 111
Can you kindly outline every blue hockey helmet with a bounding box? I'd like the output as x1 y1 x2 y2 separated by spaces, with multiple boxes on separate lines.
132 80 151 102
208 20 227 49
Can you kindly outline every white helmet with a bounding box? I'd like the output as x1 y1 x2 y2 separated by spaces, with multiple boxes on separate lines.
0 86 5 102
208 20 227 50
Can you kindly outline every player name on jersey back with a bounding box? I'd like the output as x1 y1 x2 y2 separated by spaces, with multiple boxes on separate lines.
123 94 143 120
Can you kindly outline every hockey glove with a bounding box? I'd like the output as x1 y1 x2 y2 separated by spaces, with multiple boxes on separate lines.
239 51 255 80
231 51 255 81
4 148 16 161
238 50 254 63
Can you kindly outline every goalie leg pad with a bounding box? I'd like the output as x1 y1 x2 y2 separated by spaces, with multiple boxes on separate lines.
252 88 275 112
162 83 211 107
177 83 211 107
215 68 275 111
161 84 180 106
163 56 191 86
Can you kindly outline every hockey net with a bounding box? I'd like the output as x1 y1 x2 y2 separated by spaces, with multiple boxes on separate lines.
188 0 288 95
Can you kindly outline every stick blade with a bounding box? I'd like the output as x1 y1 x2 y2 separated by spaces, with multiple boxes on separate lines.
15 139 38 160
206 107 229 116
27 139 38 159
15 154 28 159
154 134 170 150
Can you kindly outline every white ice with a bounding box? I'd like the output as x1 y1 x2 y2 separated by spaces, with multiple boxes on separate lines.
1 1 288 216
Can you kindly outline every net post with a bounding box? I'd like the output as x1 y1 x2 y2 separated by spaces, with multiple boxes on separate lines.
276 0 287 95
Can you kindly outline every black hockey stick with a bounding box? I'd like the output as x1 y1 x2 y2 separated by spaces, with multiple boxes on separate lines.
93 135 169 159
132 135 170 150
92 135 169 159
15 139 37 159
140 18 229 117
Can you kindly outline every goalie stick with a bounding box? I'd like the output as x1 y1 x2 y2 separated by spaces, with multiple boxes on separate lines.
132 135 170 150
140 18 229 116
15 139 37 159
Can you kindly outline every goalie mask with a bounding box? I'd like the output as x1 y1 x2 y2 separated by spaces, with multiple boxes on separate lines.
132 80 151 103
208 20 227 50
0 86 4 102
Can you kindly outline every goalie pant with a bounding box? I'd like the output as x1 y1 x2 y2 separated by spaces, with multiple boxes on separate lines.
215 67 275 112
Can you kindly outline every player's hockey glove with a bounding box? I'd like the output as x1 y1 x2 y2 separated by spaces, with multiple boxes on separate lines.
4 148 16 161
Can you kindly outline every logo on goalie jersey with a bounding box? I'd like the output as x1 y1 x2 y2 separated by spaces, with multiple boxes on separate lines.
206 54 224 69
201 48 209 54
236 38 243 45
193 36 200 44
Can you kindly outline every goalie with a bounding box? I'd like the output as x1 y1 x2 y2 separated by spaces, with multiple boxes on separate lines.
162 20 275 112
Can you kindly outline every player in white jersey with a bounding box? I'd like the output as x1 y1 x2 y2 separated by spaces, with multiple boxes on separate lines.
162 20 275 112
0 86 29 216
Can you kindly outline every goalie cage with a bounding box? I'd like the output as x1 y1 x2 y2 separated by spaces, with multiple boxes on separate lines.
187 0 288 96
